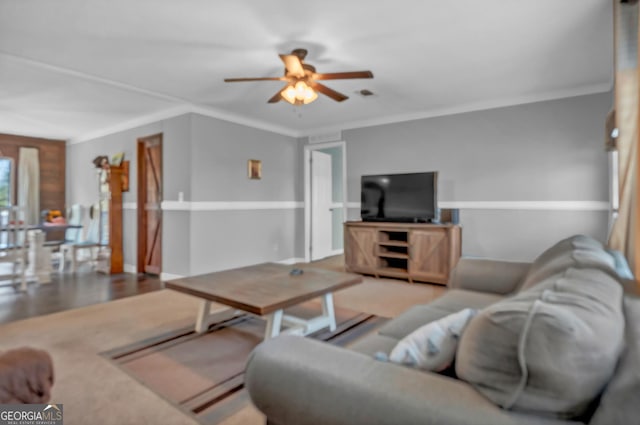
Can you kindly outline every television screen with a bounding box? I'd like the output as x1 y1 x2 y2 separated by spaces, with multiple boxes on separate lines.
361 172 438 222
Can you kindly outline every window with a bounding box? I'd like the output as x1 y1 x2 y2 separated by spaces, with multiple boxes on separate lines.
0 158 13 207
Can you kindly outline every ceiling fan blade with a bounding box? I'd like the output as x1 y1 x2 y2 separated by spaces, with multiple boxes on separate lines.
313 71 373 80
267 90 282 103
279 54 305 78
311 83 348 102
224 77 286 82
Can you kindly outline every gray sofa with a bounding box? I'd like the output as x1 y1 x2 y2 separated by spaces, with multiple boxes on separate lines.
245 236 639 425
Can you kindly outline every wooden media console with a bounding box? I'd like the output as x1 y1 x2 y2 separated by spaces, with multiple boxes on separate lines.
344 221 461 285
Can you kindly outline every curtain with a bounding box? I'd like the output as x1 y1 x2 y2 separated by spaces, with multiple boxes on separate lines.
18 147 40 225
608 1 638 274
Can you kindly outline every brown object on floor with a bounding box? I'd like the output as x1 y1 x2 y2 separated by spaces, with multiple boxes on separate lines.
0 347 54 403
165 263 362 315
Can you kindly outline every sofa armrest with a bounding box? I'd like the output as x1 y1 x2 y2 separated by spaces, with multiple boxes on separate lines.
245 336 574 425
448 258 531 295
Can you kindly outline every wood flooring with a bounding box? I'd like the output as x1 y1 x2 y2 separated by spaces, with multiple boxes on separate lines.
0 269 163 324
0 254 446 325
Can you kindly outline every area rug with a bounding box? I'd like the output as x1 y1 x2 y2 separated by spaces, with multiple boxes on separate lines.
104 300 386 425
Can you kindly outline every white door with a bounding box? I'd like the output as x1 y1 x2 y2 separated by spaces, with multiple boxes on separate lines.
311 151 333 261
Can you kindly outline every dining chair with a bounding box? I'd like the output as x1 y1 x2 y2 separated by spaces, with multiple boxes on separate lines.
0 207 28 291
59 204 100 273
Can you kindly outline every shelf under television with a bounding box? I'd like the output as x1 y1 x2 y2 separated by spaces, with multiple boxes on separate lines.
377 241 409 247
377 252 409 259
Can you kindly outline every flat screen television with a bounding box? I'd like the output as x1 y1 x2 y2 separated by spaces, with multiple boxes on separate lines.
361 172 438 222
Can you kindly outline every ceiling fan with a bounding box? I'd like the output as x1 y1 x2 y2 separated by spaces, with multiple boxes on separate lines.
224 48 373 105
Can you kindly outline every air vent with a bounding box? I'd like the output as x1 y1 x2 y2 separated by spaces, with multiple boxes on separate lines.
309 131 342 144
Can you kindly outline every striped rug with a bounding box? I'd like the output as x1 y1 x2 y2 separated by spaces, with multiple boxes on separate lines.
104 301 386 424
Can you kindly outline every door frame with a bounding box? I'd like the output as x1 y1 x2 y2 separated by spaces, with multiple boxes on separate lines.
304 141 348 263
137 133 163 274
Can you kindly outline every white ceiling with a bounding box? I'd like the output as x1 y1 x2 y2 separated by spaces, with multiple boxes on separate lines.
0 0 613 141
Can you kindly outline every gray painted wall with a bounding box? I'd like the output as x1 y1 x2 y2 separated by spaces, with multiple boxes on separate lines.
189 114 300 202
66 91 612 272
187 114 302 274
189 210 300 276
66 113 302 276
343 92 612 261
66 116 190 270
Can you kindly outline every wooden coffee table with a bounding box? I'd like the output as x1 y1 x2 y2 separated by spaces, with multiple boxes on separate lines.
165 263 363 340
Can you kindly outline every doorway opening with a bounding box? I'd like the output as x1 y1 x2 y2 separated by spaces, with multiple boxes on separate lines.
137 134 163 275
304 141 348 263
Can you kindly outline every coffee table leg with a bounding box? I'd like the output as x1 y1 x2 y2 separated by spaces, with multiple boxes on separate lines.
195 301 211 333
264 309 283 340
322 293 337 332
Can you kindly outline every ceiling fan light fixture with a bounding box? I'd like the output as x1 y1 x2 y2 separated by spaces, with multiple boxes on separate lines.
295 81 310 98
281 84 298 104
280 81 318 105
303 88 318 104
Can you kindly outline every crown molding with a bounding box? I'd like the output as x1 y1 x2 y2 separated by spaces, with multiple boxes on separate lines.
301 82 613 137
1 50 187 103
9 44 611 144
68 105 192 144
68 104 301 145
189 106 299 138
1 52 299 142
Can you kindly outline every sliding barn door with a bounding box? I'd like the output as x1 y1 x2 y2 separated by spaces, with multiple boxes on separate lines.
137 134 162 275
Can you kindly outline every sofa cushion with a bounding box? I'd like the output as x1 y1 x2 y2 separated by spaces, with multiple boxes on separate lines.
589 296 640 425
519 235 615 291
348 333 399 357
520 250 616 292
456 267 625 419
428 289 504 313
377 305 453 340
389 308 476 372
531 235 603 264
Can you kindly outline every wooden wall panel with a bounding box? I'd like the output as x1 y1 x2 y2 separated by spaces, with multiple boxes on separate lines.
0 133 66 213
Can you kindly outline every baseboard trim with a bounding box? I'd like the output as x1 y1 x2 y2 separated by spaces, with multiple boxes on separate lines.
123 264 137 274
160 272 185 281
276 257 306 265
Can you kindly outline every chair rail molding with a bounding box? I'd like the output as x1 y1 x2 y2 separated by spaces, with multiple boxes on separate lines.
161 201 304 211
346 200 609 211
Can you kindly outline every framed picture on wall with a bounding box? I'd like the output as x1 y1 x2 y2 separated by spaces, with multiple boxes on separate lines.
248 159 262 180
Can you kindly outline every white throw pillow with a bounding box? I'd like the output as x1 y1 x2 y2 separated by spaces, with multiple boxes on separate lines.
389 308 476 372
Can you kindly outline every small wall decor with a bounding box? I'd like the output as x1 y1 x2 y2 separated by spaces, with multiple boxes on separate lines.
248 159 262 180
111 152 125 167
